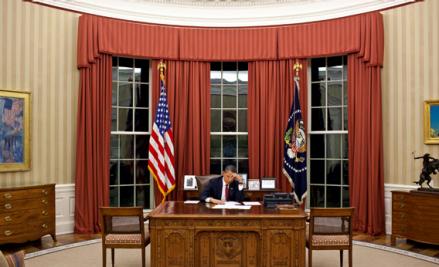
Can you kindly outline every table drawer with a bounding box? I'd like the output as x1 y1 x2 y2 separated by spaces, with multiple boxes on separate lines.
0 198 52 213
0 187 53 204
0 220 54 242
0 209 53 226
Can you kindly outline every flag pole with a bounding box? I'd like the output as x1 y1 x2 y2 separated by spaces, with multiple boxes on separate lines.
293 60 302 82
158 60 166 84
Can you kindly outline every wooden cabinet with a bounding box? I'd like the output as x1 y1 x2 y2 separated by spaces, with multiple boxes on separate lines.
149 201 306 267
0 184 56 244
391 190 439 245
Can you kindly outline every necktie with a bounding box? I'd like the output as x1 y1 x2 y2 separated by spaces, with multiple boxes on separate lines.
225 184 230 201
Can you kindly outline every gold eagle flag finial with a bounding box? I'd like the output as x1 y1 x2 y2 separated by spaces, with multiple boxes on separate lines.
293 60 302 81
158 61 166 83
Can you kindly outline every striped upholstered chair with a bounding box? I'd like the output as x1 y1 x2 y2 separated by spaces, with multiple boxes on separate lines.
306 208 354 267
100 207 150 267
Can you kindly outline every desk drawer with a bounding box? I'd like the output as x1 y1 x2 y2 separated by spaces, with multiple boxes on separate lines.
0 187 53 204
0 198 51 213
0 209 53 226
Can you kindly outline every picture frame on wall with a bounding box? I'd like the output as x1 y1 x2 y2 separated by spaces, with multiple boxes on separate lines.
0 90 31 172
424 100 439 144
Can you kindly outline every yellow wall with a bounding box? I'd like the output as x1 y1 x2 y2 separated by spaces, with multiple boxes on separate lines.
1 0 438 187
0 0 79 186
382 0 439 185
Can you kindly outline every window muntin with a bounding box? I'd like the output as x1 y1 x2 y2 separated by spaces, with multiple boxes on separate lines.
110 57 152 208
309 56 349 208
210 62 248 175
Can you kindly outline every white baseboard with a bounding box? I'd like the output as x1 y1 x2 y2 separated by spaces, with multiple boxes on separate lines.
55 184 75 235
384 183 417 235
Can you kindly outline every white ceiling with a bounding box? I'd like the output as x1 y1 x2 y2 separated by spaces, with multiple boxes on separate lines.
32 0 415 27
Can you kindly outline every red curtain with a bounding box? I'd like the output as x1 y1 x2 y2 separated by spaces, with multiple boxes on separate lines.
248 59 308 192
151 60 211 205
74 54 112 233
347 57 385 235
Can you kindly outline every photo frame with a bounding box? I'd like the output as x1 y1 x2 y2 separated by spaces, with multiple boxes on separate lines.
239 173 248 189
183 175 197 190
247 179 260 191
424 100 439 144
261 177 276 190
0 90 31 172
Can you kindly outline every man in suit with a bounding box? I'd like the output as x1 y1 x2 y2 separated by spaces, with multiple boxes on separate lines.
200 165 244 204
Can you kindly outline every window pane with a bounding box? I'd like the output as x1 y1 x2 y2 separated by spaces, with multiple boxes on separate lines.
120 135 134 158
110 161 118 185
110 187 118 207
118 108 133 131
134 59 149 83
326 134 341 158
238 84 248 108
328 107 342 130
210 159 222 175
311 83 325 107
223 71 237 84
223 85 237 108
310 134 325 158
120 186 134 207
110 132 119 159
238 69 248 83
210 62 222 84
326 186 341 207
223 135 237 157
136 185 150 208
326 160 341 185
119 83 133 107
223 159 237 169
327 56 343 81
211 85 221 108
311 58 326 81
238 159 248 174
310 185 325 207
211 110 221 132
134 109 149 132
112 108 117 131
342 160 349 185
136 160 149 184
118 58 134 82
310 160 325 184
120 160 134 184
136 135 149 159
342 186 349 207
223 110 236 132
211 135 221 157
135 84 149 108
342 134 348 159
343 81 348 105
237 135 248 157
238 110 247 132
343 107 348 131
112 82 118 105
112 57 118 80
311 108 326 131
327 82 342 106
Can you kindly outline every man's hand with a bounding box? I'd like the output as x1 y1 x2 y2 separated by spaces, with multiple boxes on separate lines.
234 174 243 184
211 199 225 205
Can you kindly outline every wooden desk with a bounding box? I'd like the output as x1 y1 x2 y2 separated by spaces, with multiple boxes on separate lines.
149 201 306 267
184 190 277 201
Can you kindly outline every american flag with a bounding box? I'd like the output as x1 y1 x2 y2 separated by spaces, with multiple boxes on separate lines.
148 80 175 201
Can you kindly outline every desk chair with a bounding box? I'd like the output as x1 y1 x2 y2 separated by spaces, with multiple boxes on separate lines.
100 207 150 267
306 208 354 267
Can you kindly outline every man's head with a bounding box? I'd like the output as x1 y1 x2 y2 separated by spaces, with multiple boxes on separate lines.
222 165 237 184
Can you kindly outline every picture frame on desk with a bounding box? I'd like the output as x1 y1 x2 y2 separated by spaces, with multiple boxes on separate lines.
0 90 31 172
248 179 260 191
260 177 276 190
239 173 248 189
183 175 197 190
424 99 439 144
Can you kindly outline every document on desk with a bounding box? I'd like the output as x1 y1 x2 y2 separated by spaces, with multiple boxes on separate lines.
184 200 200 204
242 201 261 206
212 204 252 210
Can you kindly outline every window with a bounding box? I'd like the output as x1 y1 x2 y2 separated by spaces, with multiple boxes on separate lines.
110 57 153 208
210 62 248 174
309 56 349 208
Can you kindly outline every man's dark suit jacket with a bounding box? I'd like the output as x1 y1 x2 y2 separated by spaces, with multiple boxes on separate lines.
200 176 244 202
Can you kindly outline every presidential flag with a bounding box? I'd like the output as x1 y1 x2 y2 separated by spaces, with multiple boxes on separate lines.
282 80 307 204
148 80 175 201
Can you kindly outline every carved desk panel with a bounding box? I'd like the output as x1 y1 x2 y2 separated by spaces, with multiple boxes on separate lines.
149 201 306 267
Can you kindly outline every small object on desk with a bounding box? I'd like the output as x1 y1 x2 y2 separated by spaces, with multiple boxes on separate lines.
264 192 293 208
260 177 276 190
248 179 260 191
184 200 200 204
183 175 198 190
242 201 261 206
276 204 299 213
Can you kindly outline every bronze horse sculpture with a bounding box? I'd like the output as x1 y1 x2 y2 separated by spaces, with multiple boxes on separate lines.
414 153 439 188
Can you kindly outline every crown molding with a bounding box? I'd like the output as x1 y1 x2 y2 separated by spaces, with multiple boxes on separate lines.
31 0 416 27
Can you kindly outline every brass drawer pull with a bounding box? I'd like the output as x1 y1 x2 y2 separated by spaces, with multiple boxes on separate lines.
42 210 48 216
42 189 48 195
4 216 12 222
41 199 48 205
4 230 12 236
4 203 12 209
4 193 12 199
41 223 48 229
399 203 405 209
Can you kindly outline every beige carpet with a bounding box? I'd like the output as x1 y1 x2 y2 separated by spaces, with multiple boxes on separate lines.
25 241 438 267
